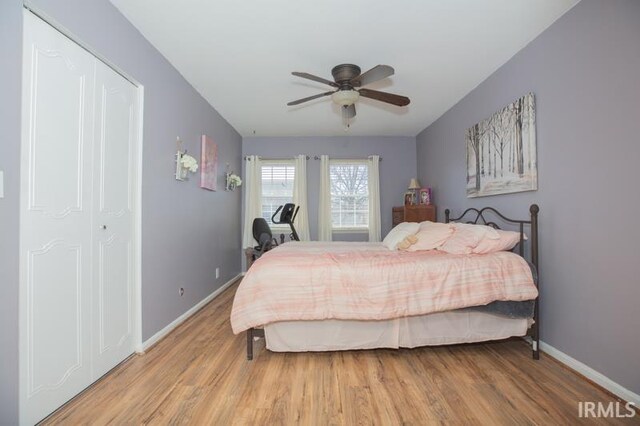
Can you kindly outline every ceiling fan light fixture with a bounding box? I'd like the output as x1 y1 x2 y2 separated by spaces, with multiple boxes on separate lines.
331 90 360 106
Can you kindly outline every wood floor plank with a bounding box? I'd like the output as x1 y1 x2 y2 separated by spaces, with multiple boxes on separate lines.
43 281 638 425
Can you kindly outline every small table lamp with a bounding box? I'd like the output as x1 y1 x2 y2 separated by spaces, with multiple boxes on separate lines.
408 178 421 204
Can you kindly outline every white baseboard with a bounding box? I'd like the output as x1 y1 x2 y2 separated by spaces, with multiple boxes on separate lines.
137 273 243 353
540 341 640 406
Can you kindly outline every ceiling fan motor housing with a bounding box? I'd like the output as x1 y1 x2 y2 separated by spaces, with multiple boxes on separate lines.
331 64 361 85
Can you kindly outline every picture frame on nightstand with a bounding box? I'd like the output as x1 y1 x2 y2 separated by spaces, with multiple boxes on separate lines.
419 187 432 205
404 191 415 206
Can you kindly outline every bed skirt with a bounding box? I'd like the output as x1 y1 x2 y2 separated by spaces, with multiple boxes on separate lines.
264 311 532 352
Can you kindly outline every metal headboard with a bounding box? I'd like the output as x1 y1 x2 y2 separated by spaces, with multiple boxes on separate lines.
444 204 540 359
444 204 539 273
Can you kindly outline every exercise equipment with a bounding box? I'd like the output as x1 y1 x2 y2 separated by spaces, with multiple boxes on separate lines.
271 203 300 242
251 203 300 260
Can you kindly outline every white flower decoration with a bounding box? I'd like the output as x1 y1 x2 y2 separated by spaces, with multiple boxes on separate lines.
229 174 242 186
180 154 198 173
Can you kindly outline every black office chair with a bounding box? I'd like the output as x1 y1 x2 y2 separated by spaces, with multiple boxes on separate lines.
252 218 278 260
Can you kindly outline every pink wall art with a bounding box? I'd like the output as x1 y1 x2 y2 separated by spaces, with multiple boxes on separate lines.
200 134 218 191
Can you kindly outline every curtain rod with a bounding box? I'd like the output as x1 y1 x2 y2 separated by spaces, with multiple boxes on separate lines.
243 155 310 161
243 155 383 161
313 155 382 161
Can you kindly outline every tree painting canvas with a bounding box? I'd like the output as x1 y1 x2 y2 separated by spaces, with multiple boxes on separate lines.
466 93 537 198
200 135 217 191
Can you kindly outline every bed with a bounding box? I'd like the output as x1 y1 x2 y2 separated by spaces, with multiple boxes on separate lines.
231 204 540 360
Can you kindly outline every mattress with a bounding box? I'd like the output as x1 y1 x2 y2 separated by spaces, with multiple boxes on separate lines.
264 310 532 352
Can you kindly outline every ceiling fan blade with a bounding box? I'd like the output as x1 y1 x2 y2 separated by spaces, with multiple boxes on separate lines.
292 72 339 87
358 88 410 107
350 65 394 87
287 91 334 106
343 104 356 119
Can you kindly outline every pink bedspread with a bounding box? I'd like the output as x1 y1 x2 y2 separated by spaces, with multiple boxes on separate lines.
231 242 537 334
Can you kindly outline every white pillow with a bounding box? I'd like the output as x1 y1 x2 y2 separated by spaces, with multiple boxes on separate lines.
383 222 420 250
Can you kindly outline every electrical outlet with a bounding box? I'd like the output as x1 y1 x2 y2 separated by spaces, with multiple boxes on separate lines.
215 267 220 279
179 287 184 296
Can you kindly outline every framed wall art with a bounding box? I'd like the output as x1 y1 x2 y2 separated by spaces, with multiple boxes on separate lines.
200 134 218 191
466 92 537 198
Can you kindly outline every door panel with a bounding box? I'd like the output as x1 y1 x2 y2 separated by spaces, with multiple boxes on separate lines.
28 242 83 393
99 85 133 215
97 237 132 352
29 48 86 217
20 11 95 425
92 59 137 379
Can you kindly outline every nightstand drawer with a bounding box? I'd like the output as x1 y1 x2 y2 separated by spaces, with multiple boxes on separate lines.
392 205 437 226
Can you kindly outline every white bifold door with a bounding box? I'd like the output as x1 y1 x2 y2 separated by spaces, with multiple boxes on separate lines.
20 10 139 425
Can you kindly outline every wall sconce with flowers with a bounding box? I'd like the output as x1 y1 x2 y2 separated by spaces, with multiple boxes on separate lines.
175 137 198 181
225 163 242 191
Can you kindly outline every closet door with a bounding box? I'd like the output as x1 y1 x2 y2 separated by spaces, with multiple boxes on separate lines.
20 11 95 425
91 59 138 379
21 11 139 424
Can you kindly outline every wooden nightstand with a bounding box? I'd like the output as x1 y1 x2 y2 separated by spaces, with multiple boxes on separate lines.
245 247 256 269
392 206 405 227
392 205 436 227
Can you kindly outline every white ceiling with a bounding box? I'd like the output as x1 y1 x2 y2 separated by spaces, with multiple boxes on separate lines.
110 0 578 137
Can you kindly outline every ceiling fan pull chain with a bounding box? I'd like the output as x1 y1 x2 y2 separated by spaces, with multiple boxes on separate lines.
342 104 345 125
342 105 349 132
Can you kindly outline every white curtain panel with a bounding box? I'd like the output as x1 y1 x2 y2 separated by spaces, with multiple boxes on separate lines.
368 155 382 242
317 154 333 241
292 155 311 241
242 155 263 248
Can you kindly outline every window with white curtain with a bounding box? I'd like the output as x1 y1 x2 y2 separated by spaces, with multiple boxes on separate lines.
329 160 369 231
261 161 295 227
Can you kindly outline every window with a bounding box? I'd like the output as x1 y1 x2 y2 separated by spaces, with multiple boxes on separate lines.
261 161 295 226
330 161 369 230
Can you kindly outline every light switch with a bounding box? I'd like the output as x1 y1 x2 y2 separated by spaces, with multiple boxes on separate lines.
0 171 4 198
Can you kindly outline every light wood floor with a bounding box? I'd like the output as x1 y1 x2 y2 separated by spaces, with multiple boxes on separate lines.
45 280 637 425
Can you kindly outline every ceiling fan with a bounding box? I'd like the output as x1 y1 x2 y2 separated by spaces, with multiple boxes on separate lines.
287 64 410 122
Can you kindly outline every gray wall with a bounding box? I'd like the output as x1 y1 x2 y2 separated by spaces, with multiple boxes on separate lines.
1 1 242 422
243 136 418 242
0 0 23 422
416 0 640 395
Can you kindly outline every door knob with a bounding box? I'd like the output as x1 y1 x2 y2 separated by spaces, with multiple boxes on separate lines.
100 225 107 230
